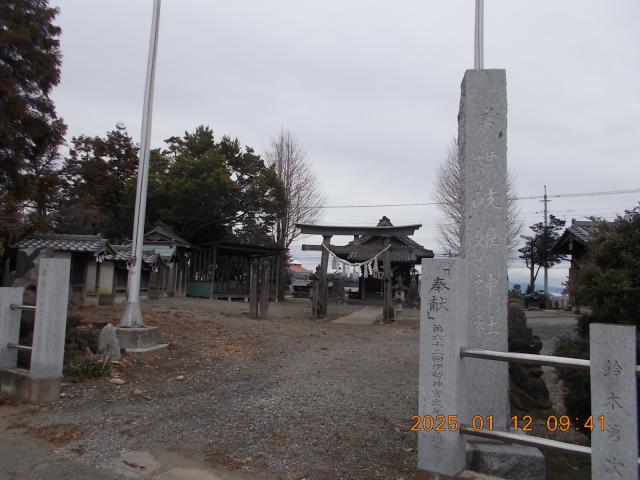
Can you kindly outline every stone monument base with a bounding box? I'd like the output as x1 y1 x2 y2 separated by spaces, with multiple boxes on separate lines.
0 368 61 403
416 440 544 480
115 326 168 354
416 468 504 479
465 439 544 480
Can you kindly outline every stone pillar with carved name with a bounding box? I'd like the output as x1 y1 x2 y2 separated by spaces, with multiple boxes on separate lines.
459 69 509 430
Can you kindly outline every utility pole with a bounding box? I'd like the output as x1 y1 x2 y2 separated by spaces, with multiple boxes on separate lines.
541 185 550 298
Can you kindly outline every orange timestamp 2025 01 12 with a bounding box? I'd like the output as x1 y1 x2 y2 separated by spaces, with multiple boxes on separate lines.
410 415 606 433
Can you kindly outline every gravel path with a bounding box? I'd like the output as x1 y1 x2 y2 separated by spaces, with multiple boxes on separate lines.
0 300 593 479
1 298 419 479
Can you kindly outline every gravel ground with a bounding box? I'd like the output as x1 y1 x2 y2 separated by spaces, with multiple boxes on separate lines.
0 300 592 479
1 298 419 479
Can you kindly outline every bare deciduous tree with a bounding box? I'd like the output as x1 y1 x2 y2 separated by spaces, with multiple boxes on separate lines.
435 138 522 255
267 127 325 299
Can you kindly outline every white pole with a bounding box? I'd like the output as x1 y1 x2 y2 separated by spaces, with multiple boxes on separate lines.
121 0 161 327
474 0 484 69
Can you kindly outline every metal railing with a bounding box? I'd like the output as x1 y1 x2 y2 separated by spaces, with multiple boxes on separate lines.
459 345 640 468
9 303 35 311
460 347 640 374
6 304 35 354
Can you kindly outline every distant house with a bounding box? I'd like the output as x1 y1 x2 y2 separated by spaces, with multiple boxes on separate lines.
555 219 603 309
288 262 313 297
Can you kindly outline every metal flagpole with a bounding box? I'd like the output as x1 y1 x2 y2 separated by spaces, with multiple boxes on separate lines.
474 0 484 69
121 0 162 327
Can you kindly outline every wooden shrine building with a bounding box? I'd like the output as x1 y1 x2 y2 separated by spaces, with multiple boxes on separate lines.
187 240 282 313
298 216 433 322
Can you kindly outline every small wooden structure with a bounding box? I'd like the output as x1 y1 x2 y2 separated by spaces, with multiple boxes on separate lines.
298 217 433 322
187 241 282 317
143 222 192 297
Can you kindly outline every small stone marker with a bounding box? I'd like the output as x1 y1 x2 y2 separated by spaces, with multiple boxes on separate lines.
590 323 638 480
30 258 70 379
99 323 122 361
418 258 466 476
0 287 23 369
460 69 509 429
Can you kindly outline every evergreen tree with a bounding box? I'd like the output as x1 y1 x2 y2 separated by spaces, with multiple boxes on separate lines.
576 207 640 327
519 215 566 293
57 125 138 240
152 126 286 244
554 206 640 435
0 0 66 247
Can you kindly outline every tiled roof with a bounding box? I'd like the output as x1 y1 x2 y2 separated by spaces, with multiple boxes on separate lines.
565 220 595 245
288 264 313 274
13 234 112 254
106 245 162 265
144 222 192 248
336 217 434 264
556 219 599 251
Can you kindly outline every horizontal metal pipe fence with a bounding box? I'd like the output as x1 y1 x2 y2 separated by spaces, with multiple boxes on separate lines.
460 347 640 374
459 345 640 470
10 304 36 311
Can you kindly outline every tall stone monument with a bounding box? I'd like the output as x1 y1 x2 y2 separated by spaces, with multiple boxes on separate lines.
419 67 543 480
459 69 509 429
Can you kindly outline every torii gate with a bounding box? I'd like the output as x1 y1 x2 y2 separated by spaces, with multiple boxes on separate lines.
297 222 424 322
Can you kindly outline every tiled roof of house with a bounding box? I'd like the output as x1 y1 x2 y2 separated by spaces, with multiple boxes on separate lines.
556 219 600 253
288 263 313 274
564 220 595 245
13 234 113 254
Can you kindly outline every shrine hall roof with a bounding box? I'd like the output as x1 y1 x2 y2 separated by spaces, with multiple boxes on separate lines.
106 245 162 265
335 217 433 264
13 234 114 255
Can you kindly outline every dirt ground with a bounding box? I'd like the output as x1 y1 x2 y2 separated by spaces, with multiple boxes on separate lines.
0 298 590 479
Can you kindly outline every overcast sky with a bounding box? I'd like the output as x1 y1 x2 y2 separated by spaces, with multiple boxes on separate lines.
50 0 640 288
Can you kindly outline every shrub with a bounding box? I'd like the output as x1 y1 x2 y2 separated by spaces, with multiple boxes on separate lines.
63 352 111 383
553 333 591 436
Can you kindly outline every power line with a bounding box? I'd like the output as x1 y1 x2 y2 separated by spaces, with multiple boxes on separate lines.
313 188 640 209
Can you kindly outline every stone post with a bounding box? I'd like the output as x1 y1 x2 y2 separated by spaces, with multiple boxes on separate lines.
590 323 638 480
418 258 467 476
460 69 509 429
30 259 70 379
0 288 24 369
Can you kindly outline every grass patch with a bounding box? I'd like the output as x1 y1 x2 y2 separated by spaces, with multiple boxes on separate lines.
64 352 112 383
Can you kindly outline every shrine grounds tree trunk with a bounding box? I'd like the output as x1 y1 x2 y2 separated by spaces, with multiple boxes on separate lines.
434 138 521 255
267 128 325 301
